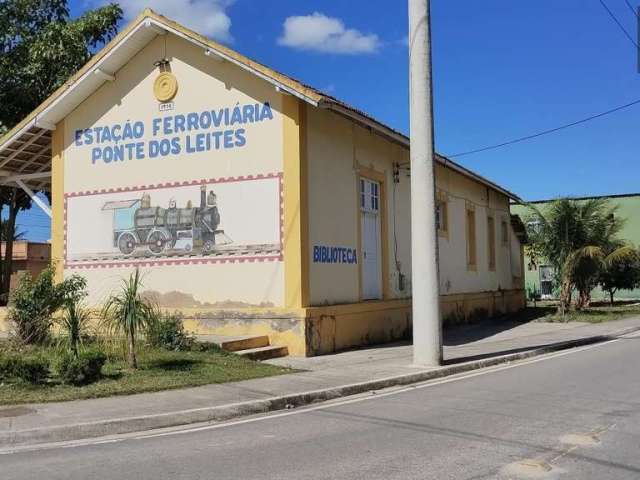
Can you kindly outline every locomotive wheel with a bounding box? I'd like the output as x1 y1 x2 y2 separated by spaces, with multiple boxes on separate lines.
117 232 137 255
147 230 169 255
203 239 215 253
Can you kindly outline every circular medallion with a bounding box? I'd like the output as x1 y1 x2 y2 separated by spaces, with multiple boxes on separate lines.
153 72 178 102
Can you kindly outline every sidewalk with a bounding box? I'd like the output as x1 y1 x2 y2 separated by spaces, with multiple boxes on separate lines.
2 316 640 448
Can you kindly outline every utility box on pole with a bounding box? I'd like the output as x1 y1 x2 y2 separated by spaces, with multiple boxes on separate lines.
408 0 442 366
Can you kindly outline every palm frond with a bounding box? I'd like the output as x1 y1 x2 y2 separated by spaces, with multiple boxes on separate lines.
563 245 604 276
604 245 640 265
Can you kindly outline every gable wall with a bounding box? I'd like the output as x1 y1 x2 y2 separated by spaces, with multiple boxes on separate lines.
59 34 287 309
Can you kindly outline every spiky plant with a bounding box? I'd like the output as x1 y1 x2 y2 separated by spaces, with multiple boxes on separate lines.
58 301 92 358
101 269 154 369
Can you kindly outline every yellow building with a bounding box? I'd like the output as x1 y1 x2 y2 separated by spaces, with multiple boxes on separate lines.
0 10 526 356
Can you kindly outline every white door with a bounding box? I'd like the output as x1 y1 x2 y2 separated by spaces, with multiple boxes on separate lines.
360 178 382 300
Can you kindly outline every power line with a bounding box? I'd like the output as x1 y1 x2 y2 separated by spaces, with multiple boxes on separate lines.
448 97 640 158
599 0 639 48
623 0 639 18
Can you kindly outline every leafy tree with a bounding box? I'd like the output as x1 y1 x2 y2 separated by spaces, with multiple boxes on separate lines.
599 247 640 306
526 198 631 315
0 1 122 297
102 270 155 369
8 265 87 345
0 1 122 129
0 187 33 297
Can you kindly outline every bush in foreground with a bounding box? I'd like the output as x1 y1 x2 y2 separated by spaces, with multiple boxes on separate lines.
55 348 107 386
9 266 87 345
146 311 194 351
0 352 49 384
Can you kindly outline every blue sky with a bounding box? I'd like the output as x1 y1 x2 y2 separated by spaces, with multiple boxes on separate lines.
16 0 640 241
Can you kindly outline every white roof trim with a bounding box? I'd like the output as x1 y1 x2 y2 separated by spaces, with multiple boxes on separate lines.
320 100 521 202
150 18 320 107
0 13 520 203
35 20 150 127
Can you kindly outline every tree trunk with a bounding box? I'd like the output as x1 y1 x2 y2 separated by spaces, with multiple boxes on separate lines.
575 289 591 311
2 190 18 297
127 330 137 369
609 289 616 307
558 278 572 318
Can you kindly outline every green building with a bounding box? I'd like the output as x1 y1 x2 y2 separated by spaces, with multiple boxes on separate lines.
511 193 640 301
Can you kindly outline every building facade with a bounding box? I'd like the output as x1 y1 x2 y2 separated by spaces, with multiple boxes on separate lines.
0 10 526 355
512 193 640 301
1 241 51 291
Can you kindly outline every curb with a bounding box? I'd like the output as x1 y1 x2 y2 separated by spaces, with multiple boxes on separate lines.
2 325 639 449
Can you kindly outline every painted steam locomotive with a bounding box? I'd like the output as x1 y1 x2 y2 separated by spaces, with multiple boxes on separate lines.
103 185 223 256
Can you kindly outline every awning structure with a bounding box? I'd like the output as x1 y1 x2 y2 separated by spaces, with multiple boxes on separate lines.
0 14 162 218
0 125 53 216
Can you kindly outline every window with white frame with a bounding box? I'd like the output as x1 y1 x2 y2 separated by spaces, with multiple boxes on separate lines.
436 197 448 234
360 178 380 213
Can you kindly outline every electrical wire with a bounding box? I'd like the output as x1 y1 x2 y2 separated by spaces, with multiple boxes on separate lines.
448 97 640 158
623 0 639 18
599 0 639 48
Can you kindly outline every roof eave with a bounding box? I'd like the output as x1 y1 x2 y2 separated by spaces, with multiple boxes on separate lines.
319 100 522 202
0 8 522 204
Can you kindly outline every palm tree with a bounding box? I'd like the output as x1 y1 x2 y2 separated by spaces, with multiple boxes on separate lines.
101 269 154 369
526 198 632 315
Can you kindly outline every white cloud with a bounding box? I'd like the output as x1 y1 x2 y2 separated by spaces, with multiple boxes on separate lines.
278 13 381 54
114 0 235 42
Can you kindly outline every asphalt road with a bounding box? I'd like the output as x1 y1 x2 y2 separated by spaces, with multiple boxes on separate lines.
3 334 640 480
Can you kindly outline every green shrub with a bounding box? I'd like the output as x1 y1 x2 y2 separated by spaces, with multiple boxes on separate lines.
9 266 88 345
146 311 193 351
55 348 106 386
0 352 49 383
0 354 16 382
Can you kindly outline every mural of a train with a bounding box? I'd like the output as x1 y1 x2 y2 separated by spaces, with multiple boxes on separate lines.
102 185 229 255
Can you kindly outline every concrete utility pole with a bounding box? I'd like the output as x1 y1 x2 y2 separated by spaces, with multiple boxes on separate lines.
408 0 442 366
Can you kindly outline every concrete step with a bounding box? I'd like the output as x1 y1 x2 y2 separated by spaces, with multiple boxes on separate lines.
236 345 289 361
219 335 270 352
195 334 270 352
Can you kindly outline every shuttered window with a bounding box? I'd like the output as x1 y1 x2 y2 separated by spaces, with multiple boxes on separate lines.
466 208 476 269
488 215 496 271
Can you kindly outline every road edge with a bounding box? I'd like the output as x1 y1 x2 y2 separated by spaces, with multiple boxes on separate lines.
2 325 638 449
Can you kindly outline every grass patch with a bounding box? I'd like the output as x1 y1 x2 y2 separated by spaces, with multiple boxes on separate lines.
525 301 640 324
0 345 292 406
